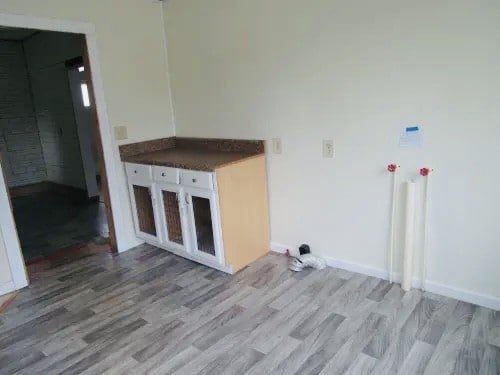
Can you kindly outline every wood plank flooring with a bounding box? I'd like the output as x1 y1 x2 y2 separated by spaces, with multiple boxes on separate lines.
0 244 498 374
0 293 17 314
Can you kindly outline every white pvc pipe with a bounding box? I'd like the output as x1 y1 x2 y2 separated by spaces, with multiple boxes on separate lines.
402 181 416 292
421 172 431 291
388 168 398 283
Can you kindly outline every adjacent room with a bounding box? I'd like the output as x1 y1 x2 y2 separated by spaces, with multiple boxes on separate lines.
0 27 111 267
0 1 499 374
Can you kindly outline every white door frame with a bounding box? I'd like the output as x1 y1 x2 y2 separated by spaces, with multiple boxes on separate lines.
0 12 136 290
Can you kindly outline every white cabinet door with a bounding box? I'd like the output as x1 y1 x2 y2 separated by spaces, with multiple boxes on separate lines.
155 183 190 254
128 179 161 243
184 186 224 265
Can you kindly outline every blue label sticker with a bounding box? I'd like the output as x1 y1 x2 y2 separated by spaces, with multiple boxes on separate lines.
406 126 419 132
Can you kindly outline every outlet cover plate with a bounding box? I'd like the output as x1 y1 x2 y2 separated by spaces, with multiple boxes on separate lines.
272 138 282 154
114 126 128 141
323 139 334 158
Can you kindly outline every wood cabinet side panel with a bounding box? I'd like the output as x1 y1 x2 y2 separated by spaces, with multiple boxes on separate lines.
216 155 270 271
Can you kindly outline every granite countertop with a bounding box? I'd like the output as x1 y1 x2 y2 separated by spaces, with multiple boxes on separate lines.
119 137 265 171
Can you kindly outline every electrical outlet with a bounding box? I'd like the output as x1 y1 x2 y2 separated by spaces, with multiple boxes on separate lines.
114 126 128 141
323 140 334 158
272 138 282 154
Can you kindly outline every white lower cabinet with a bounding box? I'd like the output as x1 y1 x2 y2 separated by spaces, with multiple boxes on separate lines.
126 163 230 272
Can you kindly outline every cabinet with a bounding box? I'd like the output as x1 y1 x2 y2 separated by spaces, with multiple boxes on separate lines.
125 155 269 273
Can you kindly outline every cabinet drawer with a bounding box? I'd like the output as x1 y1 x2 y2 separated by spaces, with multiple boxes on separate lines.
153 166 179 184
180 170 214 190
125 163 152 179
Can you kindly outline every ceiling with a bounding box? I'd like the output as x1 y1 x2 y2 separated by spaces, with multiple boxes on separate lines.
0 26 38 41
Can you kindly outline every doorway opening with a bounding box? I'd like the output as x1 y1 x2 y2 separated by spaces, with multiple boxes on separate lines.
0 26 116 272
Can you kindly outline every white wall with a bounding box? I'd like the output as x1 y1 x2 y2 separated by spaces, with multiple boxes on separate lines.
0 1 176 257
24 31 87 189
0 41 46 187
164 0 500 304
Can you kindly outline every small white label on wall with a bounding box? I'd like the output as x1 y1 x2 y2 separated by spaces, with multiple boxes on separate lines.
399 126 424 148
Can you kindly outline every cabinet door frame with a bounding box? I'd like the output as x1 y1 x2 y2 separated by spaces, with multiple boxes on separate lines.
155 183 190 254
184 186 225 265
127 178 162 244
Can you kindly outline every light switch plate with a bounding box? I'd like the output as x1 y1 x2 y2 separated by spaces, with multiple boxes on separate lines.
114 126 128 140
323 140 334 158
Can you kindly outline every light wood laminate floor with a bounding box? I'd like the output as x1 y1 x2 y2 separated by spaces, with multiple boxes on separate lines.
0 244 498 375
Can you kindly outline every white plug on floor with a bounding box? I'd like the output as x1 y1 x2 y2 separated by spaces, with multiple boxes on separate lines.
288 253 326 272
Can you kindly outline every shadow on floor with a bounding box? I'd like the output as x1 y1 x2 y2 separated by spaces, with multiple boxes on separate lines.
11 190 109 262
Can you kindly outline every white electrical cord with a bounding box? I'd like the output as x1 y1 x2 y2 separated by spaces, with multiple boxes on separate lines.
289 254 326 272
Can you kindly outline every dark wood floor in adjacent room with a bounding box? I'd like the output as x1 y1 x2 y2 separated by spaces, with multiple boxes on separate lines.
11 190 109 262
0 245 498 375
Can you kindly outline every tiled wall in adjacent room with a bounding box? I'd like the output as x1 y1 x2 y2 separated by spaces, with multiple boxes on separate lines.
24 32 87 190
0 41 46 188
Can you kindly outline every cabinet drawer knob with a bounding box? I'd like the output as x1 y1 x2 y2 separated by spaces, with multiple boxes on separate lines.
192 178 197 183
134 170 138 174
161 172 166 177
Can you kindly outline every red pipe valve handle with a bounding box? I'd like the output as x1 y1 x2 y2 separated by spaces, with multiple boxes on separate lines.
420 168 430 176
387 164 397 173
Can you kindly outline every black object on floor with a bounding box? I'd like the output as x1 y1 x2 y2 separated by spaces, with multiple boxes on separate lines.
299 244 311 255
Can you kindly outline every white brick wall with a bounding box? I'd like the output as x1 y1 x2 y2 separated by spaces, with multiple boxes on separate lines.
24 32 87 190
0 41 47 188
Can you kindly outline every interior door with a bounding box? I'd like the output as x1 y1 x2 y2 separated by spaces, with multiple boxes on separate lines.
184 187 223 264
156 184 189 253
0 158 28 295
0 229 14 295
128 181 161 243
68 65 100 198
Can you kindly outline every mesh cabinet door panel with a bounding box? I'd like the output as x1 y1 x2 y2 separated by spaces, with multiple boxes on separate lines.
192 196 215 256
163 190 183 245
133 185 156 236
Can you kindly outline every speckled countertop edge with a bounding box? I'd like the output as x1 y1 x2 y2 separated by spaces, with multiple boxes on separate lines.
122 152 264 171
119 137 265 171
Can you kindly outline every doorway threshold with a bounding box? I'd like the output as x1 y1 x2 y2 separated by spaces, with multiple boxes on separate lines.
26 241 111 275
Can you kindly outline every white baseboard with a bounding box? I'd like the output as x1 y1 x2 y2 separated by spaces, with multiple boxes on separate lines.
271 242 500 311
424 281 500 311
0 281 16 296
271 242 391 279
